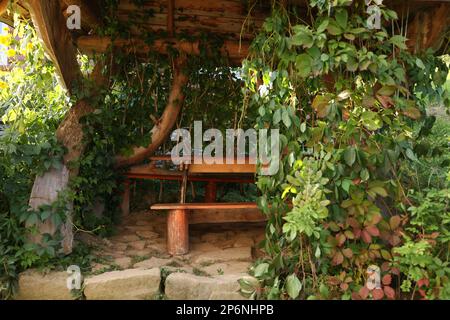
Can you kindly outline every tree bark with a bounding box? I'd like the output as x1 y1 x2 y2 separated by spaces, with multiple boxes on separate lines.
115 56 189 167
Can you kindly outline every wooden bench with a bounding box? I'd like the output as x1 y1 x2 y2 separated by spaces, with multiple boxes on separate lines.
150 202 265 255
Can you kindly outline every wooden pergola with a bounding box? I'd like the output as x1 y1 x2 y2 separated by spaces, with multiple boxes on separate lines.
1 0 449 254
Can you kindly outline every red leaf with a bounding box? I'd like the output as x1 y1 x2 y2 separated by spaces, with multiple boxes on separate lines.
390 267 400 276
384 286 395 300
340 282 349 291
361 230 372 244
336 233 346 247
352 292 362 300
417 278 429 288
382 274 392 286
347 217 360 229
389 234 401 246
381 262 390 272
366 225 380 237
359 286 370 299
372 288 384 300
342 248 353 259
371 213 383 225
332 251 344 266
328 277 341 286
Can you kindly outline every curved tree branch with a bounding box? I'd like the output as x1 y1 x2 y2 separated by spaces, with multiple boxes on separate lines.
115 56 189 168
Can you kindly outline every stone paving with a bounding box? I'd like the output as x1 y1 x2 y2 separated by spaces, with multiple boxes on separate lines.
15 209 265 300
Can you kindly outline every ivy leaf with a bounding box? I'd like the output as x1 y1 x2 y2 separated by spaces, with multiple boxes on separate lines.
403 102 421 119
312 94 332 118
384 286 396 300
282 109 292 128
389 35 407 49
290 31 314 48
366 225 380 237
372 288 385 300
415 58 426 70
382 274 392 286
381 249 392 260
344 147 356 166
273 109 281 125
405 148 418 162
335 9 348 29
361 111 382 131
254 263 269 277
377 85 396 96
286 274 302 299
295 54 312 78
316 18 329 33
389 216 401 230
332 251 344 265
361 230 372 244
327 19 342 36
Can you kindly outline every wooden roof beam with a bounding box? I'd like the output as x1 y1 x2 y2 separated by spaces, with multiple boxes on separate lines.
76 36 250 65
61 0 102 31
24 0 81 93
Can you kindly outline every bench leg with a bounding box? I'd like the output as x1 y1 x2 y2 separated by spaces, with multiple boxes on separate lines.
167 209 189 255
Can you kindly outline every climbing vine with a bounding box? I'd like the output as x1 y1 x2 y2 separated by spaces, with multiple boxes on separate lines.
239 0 450 300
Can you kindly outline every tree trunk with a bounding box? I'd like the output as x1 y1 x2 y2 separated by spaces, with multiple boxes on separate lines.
115 56 189 167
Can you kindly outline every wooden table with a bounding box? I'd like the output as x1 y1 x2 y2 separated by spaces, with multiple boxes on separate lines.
121 156 256 215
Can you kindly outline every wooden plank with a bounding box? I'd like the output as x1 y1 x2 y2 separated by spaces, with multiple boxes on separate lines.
151 202 258 210
189 208 266 224
76 36 250 64
24 0 81 92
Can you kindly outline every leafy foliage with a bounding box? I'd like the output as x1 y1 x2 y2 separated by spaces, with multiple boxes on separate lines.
241 0 450 300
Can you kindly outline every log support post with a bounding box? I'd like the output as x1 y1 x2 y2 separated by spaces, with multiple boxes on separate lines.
167 209 189 255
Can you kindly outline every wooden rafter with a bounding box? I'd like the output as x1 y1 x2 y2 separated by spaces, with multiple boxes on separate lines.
23 0 81 93
76 36 250 65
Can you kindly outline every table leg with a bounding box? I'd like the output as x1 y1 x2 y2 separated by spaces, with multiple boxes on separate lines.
204 181 217 202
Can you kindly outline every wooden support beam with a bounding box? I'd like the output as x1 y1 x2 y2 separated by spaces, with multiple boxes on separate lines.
61 0 102 30
76 36 249 65
24 0 81 93
167 0 174 36
0 0 8 16
406 3 450 53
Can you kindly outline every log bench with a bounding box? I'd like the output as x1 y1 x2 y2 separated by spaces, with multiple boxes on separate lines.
150 202 265 255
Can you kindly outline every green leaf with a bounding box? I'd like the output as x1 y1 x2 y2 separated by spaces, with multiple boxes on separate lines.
316 18 329 33
335 9 348 29
312 94 332 118
389 35 407 49
295 54 312 78
344 147 356 166
405 149 418 162
254 263 269 277
273 109 281 125
415 58 425 70
282 109 292 128
286 274 302 299
327 19 342 36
